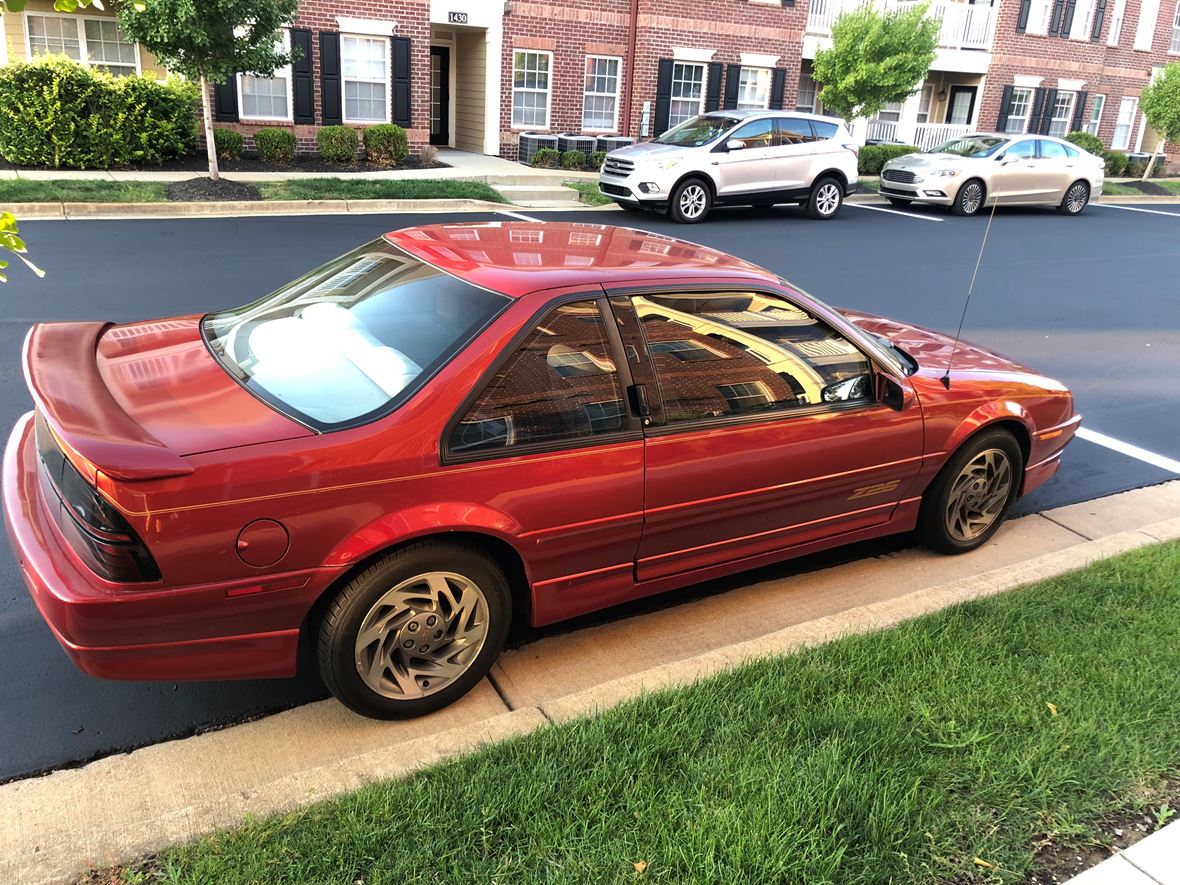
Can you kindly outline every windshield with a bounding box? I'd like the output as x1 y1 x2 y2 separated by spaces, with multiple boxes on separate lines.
653 114 741 147
202 240 509 430
929 135 1008 158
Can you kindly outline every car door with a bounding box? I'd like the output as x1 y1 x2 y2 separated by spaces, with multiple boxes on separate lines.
989 138 1040 202
609 287 925 583
775 117 820 193
443 290 645 612
712 117 778 198
1033 139 1077 202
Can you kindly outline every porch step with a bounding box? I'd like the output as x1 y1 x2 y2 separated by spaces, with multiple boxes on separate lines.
495 184 583 207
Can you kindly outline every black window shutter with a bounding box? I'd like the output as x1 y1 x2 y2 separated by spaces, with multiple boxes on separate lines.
392 37 412 127
1060 0 1077 34
705 62 723 112
1091 0 1107 39
1071 91 1088 132
996 84 1014 131
770 68 787 110
213 75 238 122
1037 88 1057 134
782 0 795 6
1016 0 1031 31
291 28 314 124
723 64 741 109
319 31 342 125
1028 87 1047 134
1048 0 1065 34
654 58 673 135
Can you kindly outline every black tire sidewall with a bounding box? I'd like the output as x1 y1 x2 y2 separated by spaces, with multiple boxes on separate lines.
1059 181 1089 214
952 179 984 216
918 429 1023 554
808 177 843 219
318 544 511 719
669 178 710 223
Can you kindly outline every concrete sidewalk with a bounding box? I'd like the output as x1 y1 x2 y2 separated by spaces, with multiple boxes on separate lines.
1065 819 1180 884
1 481 1179 884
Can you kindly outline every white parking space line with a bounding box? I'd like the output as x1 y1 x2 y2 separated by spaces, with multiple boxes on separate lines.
497 209 544 222
1076 427 1180 474
1097 204 1180 218
851 203 944 222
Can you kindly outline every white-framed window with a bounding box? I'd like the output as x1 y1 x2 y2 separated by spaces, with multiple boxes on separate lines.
1085 94 1105 135
875 100 904 123
736 67 772 110
1005 87 1033 133
916 83 934 123
1170 2 1180 52
717 381 772 413
25 13 139 76
1133 0 1161 50
1112 95 1137 149
796 70 817 113
1108 0 1127 44
342 34 390 124
669 62 706 128
1048 90 1075 137
582 55 621 131
512 50 552 128
238 30 292 122
1025 0 1053 34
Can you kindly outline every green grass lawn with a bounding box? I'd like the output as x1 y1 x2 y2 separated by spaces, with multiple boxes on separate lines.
106 541 1180 885
0 179 167 203
256 178 507 203
564 178 614 206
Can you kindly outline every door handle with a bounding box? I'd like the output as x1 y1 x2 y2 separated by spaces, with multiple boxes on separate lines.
628 383 651 418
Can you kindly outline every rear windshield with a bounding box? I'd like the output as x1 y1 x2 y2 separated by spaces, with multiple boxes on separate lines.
202 240 509 430
653 115 740 147
930 135 1008 158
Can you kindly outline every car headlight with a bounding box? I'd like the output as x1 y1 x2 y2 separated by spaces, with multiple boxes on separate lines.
930 169 961 177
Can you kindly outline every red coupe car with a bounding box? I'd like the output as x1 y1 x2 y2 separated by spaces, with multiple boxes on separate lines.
3 223 1079 718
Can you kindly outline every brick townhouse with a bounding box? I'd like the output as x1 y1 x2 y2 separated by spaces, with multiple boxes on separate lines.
3 0 1176 163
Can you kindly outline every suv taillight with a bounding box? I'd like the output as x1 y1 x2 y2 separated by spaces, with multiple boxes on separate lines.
35 415 160 583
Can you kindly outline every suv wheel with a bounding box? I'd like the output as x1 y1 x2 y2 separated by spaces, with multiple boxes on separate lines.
807 177 843 220
669 178 711 223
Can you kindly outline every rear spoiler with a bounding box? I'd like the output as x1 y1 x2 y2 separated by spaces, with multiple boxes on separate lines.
23 322 195 481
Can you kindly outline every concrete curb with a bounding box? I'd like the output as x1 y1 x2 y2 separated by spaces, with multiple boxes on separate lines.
1 483 1178 884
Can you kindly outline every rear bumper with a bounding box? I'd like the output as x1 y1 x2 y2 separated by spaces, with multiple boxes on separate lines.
3 412 340 681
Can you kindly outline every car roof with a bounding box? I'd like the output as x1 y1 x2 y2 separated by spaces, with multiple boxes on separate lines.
385 222 778 298
700 109 844 124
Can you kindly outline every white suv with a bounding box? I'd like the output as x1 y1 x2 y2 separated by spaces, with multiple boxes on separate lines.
598 110 859 223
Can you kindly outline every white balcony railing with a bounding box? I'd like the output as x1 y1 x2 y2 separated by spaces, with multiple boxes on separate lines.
912 122 972 150
807 0 996 52
867 120 899 141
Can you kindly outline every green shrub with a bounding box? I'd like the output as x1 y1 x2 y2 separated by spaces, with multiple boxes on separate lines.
363 124 408 166
1123 155 1146 178
589 150 606 169
0 57 197 169
561 149 586 170
317 125 359 163
858 143 919 175
1065 130 1104 155
1103 150 1128 177
253 127 296 164
213 127 244 161
531 147 560 168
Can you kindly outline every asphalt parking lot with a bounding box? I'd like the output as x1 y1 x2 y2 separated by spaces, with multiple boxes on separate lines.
2 200 1177 782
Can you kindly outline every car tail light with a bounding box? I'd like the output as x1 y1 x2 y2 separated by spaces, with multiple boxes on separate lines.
35 414 161 583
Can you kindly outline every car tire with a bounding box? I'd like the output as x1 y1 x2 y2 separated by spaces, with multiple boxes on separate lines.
887 197 913 209
1057 180 1090 215
806 176 844 220
316 540 511 719
917 428 1023 555
951 178 985 217
669 178 711 223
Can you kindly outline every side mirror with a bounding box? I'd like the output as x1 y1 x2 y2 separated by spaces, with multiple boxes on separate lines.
725 139 745 152
876 373 911 411
999 154 1021 165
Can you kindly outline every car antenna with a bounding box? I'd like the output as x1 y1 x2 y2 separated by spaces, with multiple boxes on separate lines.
941 193 1000 390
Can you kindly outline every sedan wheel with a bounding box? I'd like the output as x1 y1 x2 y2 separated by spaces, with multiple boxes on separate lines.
952 179 985 217
917 429 1023 554
318 542 510 718
670 179 711 223
1058 181 1090 215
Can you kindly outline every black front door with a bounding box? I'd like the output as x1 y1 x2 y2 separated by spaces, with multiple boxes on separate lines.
430 46 450 146
946 86 977 126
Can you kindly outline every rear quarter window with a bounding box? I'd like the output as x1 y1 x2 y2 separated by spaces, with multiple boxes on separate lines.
811 120 838 139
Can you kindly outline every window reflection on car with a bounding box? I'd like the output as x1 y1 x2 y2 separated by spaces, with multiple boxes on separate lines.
652 114 741 147
931 135 1008 158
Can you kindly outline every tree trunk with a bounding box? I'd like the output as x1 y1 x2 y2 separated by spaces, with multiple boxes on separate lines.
1142 146 1163 182
199 71 221 182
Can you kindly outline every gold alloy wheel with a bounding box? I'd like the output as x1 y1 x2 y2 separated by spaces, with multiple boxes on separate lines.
944 448 1013 543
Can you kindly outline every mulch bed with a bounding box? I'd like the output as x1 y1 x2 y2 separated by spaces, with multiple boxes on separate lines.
0 154 448 175
165 178 260 202
1118 179 1172 196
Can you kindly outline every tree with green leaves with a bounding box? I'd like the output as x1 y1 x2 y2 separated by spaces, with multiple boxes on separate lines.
813 3 939 123
1139 63 1180 181
117 0 299 182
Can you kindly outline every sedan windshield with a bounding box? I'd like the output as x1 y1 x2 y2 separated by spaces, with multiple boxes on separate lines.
930 135 1008 158
653 114 741 147
202 240 509 430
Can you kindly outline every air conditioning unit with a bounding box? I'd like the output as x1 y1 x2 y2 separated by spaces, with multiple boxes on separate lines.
557 133 597 154
517 132 558 165
596 136 635 152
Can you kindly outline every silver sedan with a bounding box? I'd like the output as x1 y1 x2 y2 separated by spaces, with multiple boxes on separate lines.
879 133 1105 216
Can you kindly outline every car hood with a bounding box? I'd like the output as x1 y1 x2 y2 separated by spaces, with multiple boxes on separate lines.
609 141 695 162
884 152 982 171
840 308 1035 375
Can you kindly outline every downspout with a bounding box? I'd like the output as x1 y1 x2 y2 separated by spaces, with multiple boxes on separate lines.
622 0 639 139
